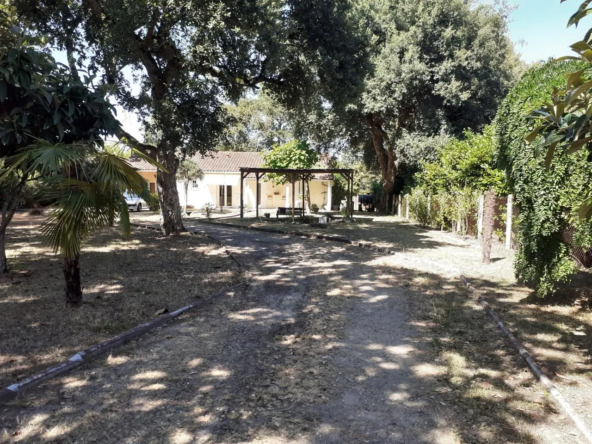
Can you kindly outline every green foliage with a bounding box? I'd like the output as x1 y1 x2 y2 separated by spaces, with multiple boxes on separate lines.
419 126 505 195
413 125 502 233
217 91 293 152
147 193 160 212
1 141 158 259
177 159 203 182
0 25 120 157
311 203 319 214
347 0 524 211
526 1 592 220
263 140 319 185
408 189 431 227
496 60 592 296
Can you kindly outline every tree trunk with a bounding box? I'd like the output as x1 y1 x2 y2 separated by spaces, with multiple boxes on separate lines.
184 178 189 212
157 149 184 235
1 180 25 274
63 255 82 304
366 113 396 214
0 227 7 274
482 189 496 265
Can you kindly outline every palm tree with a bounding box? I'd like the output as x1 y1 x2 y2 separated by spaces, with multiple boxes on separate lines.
177 159 204 213
1 141 161 304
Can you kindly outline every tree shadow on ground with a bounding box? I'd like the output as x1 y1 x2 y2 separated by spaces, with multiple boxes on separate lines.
0 221 242 389
1 224 578 443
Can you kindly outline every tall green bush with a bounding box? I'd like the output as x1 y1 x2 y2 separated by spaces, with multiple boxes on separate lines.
496 60 592 296
413 126 503 234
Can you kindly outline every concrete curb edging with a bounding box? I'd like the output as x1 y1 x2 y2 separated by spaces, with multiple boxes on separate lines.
0 230 246 405
194 219 398 255
459 274 592 444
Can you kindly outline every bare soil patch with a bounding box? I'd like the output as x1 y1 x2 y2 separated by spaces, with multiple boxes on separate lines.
0 213 241 389
209 213 592 440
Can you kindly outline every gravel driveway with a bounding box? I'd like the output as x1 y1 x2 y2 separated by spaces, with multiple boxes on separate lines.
0 222 581 443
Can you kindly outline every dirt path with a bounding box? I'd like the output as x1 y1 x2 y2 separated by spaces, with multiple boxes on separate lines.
0 222 584 443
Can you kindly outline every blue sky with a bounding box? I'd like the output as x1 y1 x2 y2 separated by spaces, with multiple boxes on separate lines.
508 0 585 63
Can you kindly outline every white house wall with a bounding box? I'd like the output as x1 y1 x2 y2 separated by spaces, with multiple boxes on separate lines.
177 173 332 211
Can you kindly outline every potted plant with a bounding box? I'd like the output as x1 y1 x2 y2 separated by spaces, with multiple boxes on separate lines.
311 203 319 214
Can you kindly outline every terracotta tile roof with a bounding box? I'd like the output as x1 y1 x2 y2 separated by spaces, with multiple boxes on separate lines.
196 151 264 172
127 150 333 179
127 155 158 172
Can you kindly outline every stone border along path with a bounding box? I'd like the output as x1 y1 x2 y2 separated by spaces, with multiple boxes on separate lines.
194 218 592 444
0 226 248 404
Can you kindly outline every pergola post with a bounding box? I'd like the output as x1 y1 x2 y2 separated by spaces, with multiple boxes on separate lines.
240 170 244 220
350 170 354 217
256 173 260 219
301 175 305 215
291 174 296 223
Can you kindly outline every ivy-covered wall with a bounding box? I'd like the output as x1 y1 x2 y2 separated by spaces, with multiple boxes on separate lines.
496 60 592 296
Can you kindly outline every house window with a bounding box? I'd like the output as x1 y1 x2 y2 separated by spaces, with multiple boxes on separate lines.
218 185 233 206
192 180 199 189
226 185 232 206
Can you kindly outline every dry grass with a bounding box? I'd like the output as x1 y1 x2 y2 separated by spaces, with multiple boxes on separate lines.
0 213 241 389
223 212 592 439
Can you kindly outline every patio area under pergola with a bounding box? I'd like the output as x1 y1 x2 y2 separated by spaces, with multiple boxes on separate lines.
239 167 354 220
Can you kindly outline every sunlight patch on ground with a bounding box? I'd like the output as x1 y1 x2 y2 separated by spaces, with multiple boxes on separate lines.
412 363 447 377
106 355 130 366
170 429 193 444
131 398 166 412
227 308 284 322
202 366 231 380
187 357 204 368
132 370 167 380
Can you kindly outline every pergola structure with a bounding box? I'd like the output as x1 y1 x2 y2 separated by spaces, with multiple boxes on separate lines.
239 167 354 220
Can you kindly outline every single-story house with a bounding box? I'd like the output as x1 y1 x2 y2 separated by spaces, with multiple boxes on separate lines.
127 151 334 212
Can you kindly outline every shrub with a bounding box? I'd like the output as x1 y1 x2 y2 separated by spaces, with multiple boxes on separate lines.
147 193 160 212
311 203 319 214
496 60 592 296
409 189 431 226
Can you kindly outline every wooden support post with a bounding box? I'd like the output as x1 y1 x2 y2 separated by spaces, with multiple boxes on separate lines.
256 173 260 219
477 194 484 240
506 194 513 249
350 171 354 217
240 171 244 219
397 196 402 217
405 195 409 220
302 176 305 215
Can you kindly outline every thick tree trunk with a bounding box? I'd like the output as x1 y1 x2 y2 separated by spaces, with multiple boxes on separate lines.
366 113 396 214
157 150 184 235
63 255 82 304
482 189 496 265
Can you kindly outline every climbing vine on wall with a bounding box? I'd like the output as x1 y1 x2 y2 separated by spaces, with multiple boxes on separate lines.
496 60 592 297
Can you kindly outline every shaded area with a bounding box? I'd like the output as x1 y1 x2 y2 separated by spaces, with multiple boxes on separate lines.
0 222 584 443
0 214 241 389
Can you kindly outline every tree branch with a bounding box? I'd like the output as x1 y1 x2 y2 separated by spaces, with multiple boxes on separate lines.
117 129 157 157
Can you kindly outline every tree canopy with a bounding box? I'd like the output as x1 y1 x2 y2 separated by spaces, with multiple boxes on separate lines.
263 140 320 185
339 0 522 212
217 91 293 152
14 0 367 234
